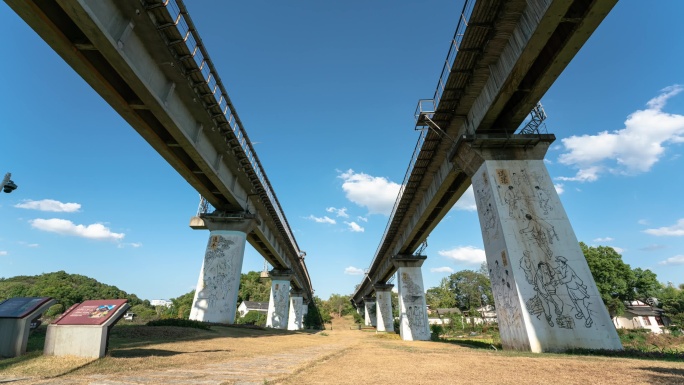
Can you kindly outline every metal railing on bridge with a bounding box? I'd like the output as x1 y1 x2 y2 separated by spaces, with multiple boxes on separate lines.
149 0 312 293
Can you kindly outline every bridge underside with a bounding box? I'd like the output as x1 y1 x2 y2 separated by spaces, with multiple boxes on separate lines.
6 0 312 298
354 0 617 304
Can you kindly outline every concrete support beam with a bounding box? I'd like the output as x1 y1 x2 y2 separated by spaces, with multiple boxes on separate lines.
374 284 394 333
363 297 376 327
266 270 292 329
288 291 304 330
189 217 258 324
454 136 622 352
393 255 430 341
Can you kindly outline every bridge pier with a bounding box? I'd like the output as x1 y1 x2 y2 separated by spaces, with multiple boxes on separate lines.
266 270 292 329
188 216 258 324
363 297 376 327
452 135 622 352
287 290 304 330
374 284 394 332
393 255 430 341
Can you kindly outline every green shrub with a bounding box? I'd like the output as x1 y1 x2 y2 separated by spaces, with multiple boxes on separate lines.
146 318 210 330
236 311 266 326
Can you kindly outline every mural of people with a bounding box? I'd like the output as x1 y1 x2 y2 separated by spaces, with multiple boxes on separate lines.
504 185 521 218
533 262 564 327
534 185 553 215
519 213 558 261
554 256 593 328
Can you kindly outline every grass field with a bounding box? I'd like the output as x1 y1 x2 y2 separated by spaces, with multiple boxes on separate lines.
1 317 683 384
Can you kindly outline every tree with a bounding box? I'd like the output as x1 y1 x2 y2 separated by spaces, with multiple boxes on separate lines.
659 283 684 327
447 270 493 313
581 242 634 316
237 271 270 303
325 293 354 317
426 277 456 310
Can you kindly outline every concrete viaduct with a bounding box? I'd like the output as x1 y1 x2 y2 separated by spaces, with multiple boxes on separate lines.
5 0 312 330
351 0 623 352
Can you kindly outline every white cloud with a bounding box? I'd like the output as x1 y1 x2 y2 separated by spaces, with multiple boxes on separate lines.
638 219 650 226
554 184 564 195
644 219 684 236
15 199 81 212
593 237 614 243
357 216 368 222
453 185 477 211
0 251 7 256
326 207 349 218
345 221 365 232
344 266 365 275
29 218 125 241
659 255 684 265
438 246 486 264
18 241 39 248
306 215 336 225
611 246 625 254
118 242 142 249
557 85 684 181
338 169 401 215
430 266 454 274
640 244 666 251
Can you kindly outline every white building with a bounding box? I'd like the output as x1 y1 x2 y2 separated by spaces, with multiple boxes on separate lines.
150 299 173 307
237 301 269 317
613 300 669 334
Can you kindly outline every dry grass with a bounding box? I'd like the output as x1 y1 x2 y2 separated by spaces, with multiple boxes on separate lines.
1 318 683 384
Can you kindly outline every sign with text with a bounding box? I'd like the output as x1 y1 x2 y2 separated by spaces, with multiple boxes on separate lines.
53 299 128 326
0 297 53 318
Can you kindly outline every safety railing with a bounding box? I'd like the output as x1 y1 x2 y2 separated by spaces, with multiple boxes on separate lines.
161 0 303 262
357 0 476 296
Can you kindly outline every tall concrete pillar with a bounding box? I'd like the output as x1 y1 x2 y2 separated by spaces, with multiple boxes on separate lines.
453 135 622 352
288 290 304 330
188 216 258 324
393 255 430 341
363 297 376 327
266 270 292 329
374 284 394 332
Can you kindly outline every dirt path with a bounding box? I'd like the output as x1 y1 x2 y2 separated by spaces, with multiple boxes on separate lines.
2 318 683 384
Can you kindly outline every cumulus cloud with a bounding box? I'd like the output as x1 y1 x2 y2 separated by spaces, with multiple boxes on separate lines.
326 207 349 218
338 169 401 215
0 251 7 256
593 237 614 243
438 246 486 264
15 199 81 212
453 186 477 211
659 255 684 265
644 219 684 236
430 266 454 274
29 218 125 241
611 246 625 254
306 215 336 225
345 221 365 232
344 266 365 275
118 242 142 249
557 85 684 181
554 184 564 195
357 216 368 222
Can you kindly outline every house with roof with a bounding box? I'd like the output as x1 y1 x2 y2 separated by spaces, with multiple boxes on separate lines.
613 300 669 334
237 301 269 317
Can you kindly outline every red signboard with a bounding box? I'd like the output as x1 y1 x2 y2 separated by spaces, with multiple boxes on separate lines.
0 297 53 318
53 299 128 326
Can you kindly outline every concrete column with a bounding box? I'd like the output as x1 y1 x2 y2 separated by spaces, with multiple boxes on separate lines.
363 297 376 327
452 135 622 352
266 270 292 329
374 284 394 332
288 291 304 330
393 255 430 341
189 217 258 324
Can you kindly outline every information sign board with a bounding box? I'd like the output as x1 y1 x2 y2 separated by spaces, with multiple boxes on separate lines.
53 299 128 326
0 297 53 319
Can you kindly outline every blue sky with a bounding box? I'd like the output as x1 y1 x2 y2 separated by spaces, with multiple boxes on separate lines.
1 1 683 302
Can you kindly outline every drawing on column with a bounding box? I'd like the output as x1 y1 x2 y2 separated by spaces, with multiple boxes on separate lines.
489 257 521 327
475 186 499 241
520 251 535 284
554 256 593 328
526 262 564 327
519 213 558 262
292 300 302 324
271 283 289 326
503 185 522 218
200 236 236 312
401 272 426 333
534 186 553 215
379 298 391 328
